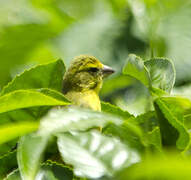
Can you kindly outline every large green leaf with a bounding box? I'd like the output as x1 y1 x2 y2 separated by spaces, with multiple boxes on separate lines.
0 88 70 157
0 89 70 114
17 107 122 179
57 131 140 179
1 59 65 95
145 58 175 93
0 122 39 145
118 153 191 180
122 54 150 87
0 109 36 125
17 134 48 180
39 107 122 135
154 97 191 150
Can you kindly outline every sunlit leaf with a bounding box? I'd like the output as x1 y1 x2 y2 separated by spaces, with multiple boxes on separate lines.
1 59 65 95
37 88 70 103
57 131 140 179
0 122 39 145
39 107 122 135
118 153 191 180
0 88 70 160
0 89 70 114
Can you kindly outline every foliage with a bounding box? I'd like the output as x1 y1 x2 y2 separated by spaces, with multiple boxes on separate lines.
1 0 191 179
0 55 191 180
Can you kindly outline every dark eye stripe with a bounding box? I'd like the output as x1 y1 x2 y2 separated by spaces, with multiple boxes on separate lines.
89 67 99 72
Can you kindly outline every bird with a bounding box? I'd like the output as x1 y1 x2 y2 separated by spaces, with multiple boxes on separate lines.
62 55 115 111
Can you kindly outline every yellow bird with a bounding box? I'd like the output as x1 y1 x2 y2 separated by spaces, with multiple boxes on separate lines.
63 55 114 111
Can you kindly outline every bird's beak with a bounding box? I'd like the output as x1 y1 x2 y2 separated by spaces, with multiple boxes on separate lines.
102 65 115 78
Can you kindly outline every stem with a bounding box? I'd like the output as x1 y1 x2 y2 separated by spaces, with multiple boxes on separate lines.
150 39 154 58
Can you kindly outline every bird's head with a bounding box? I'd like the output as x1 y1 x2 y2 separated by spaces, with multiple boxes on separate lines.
63 55 115 94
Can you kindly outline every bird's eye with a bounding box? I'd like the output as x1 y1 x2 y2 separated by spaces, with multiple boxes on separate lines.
89 67 99 72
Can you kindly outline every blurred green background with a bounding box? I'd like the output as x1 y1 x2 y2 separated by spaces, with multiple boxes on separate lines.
1 0 191 115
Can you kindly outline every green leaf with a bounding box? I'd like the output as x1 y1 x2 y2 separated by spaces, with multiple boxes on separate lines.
118 153 191 180
122 54 150 87
0 89 70 114
0 89 69 158
57 131 140 179
0 150 17 179
39 107 122 135
154 97 191 150
101 101 133 120
1 59 65 95
37 88 70 104
17 134 48 180
0 122 39 145
144 58 175 93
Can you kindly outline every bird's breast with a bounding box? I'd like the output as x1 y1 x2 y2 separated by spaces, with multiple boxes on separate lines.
65 90 101 111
